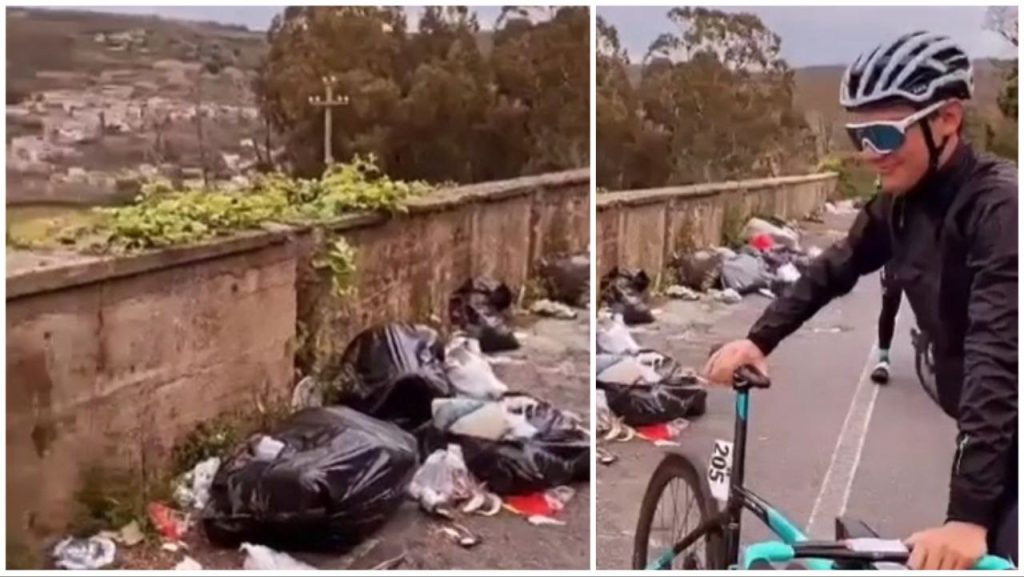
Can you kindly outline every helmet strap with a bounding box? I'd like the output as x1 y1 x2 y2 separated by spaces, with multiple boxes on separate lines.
920 120 950 177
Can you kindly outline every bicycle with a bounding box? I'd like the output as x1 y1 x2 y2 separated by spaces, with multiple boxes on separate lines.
631 363 1013 570
910 327 940 407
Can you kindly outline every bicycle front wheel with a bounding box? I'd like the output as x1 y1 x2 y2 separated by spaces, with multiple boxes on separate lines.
632 452 727 570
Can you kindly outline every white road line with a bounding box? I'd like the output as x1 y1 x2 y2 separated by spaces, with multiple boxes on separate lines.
804 308 896 537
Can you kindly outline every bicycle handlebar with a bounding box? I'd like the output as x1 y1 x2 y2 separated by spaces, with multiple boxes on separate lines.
744 541 1014 570
707 344 772 390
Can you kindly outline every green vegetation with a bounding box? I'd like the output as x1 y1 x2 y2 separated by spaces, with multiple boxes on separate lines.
9 157 431 253
817 154 877 200
313 237 358 299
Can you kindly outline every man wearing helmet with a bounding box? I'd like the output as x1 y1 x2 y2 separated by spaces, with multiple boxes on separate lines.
705 31 1017 570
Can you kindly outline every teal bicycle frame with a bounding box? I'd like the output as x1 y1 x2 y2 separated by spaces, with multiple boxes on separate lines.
648 377 1014 571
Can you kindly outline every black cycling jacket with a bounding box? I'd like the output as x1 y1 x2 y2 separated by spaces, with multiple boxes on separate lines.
747 142 1018 530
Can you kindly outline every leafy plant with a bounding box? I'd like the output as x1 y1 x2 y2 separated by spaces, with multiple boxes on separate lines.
313 237 358 298
24 156 431 253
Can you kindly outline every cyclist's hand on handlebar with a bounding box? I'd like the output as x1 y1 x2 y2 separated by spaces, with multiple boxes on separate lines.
905 522 987 570
702 339 768 386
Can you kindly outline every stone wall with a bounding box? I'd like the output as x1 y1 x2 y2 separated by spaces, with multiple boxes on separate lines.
5 168 589 546
596 173 836 284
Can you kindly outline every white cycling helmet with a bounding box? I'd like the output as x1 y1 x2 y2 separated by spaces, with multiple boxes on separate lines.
840 31 974 109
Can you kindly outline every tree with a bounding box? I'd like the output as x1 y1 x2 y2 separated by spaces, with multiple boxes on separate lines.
596 8 811 190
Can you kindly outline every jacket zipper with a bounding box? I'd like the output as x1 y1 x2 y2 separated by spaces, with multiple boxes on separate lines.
954 434 969 474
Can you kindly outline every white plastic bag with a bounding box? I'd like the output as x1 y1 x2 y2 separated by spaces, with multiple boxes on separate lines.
240 543 315 571
596 314 641 355
52 536 116 570
174 457 221 510
408 445 472 512
445 339 509 399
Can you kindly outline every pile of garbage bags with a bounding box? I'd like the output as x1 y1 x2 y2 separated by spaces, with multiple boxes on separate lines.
674 217 821 301
194 306 587 556
600 267 655 325
595 316 707 427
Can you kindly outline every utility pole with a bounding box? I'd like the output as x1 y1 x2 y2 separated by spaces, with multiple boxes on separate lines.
308 75 350 166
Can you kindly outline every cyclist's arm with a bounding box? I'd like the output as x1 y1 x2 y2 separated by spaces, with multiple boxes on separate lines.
747 195 891 355
947 188 1017 530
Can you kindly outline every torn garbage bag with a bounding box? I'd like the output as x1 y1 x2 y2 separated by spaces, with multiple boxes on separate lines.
539 254 590 307
449 278 519 352
202 407 417 551
596 314 640 355
600 268 654 325
597 370 707 426
423 396 589 495
328 323 451 430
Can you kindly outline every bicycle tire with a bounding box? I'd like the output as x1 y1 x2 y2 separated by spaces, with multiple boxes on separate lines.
914 338 940 407
632 452 727 570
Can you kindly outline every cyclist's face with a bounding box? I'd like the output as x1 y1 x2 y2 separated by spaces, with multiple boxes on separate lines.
847 102 961 195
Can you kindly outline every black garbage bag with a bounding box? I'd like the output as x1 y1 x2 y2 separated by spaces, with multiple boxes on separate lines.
420 395 589 495
598 374 708 427
449 278 519 352
329 323 451 430
539 254 590 307
202 407 418 551
600 267 655 325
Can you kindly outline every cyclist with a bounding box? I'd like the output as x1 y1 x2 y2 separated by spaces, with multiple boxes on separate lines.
871 174 903 385
704 31 1017 571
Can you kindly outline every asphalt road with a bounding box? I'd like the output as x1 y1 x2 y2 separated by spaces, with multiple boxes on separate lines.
597 213 956 568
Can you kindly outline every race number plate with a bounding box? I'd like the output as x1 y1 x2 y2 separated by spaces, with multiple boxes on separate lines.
707 439 734 502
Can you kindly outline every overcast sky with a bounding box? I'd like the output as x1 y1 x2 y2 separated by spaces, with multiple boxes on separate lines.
598 6 1017 67
46 6 506 31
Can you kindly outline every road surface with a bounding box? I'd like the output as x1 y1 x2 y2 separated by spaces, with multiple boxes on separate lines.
596 213 955 568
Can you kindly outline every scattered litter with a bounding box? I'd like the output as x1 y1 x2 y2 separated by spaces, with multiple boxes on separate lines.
148 502 188 542
529 299 578 319
330 323 452 429
777 263 801 284
539 254 590 307
812 326 844 334
290 375 325 410
117 521 145 547
252 435 285 460
240 543 315 571
371 552 406 570
174 556 203 571
435 523 479 548
600 267 655 325
174 457 221 511
808 246 823 259
749 233 776 252
445 338 508 399
665 285 701 300
635 419 690 445
485 354 527 366
715 288 742 304
742 217 800 251
408 444 474 515
203 407 417 551
596 315 641 355
757 288 776 299
596 446 618 465
161 542 185 553
504 486 575 525
461 491 502 516
52 536 117 570
826 200 858 215
449 278 519 352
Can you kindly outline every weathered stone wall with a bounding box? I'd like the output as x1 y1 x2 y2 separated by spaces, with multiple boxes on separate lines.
596 173 836 285
5 169 589 546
